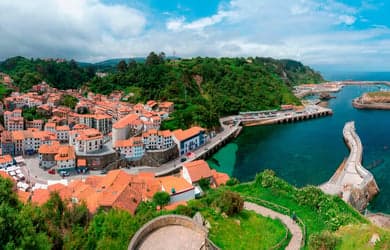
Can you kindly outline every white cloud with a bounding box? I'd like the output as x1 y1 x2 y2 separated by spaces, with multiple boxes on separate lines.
0 0 389 70
0 0 145 59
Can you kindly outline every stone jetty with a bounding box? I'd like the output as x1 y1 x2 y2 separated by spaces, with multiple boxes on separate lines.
320 121 379 212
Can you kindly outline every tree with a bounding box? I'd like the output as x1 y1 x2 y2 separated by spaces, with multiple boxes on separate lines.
198 178 211 192
153 191 170 209
59 95 78 109
214 191 244 216
117 60 128 72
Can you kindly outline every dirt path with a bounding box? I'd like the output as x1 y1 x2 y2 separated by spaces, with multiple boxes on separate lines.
244 202 303 250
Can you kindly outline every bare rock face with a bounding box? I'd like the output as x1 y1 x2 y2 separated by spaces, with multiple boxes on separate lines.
361 92 390 104
348 179 379 212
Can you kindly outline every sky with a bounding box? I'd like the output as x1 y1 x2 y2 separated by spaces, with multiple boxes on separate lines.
0 0 389 71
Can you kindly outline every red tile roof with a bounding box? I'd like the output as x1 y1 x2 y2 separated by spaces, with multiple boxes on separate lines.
182 160 213 183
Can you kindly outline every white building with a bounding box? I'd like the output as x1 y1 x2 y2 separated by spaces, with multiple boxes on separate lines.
172 127 206 156
142 129 174 151
0 155 13 169
74 129 103 153
114 137 145 160
55 146 76 171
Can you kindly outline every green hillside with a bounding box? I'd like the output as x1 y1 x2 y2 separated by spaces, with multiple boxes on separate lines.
87 53 323 129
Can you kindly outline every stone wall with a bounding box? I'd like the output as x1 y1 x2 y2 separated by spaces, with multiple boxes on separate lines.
130 146 179 167
128 215 215 250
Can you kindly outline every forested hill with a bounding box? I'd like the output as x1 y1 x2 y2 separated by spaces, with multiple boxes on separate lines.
88 53 324 129
0 56 96 91
0 54 324 129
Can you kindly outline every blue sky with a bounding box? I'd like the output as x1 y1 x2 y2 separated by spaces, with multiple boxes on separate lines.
0 0 389 71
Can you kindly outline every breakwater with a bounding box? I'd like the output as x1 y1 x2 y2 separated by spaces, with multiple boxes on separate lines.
320 121 379 212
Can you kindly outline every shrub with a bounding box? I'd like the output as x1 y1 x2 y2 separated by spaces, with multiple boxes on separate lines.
226 177 240 186
198 178 211 192
308 231 339 250
214 191 244 216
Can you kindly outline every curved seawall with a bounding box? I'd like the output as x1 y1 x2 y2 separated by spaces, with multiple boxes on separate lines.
320 121 379 212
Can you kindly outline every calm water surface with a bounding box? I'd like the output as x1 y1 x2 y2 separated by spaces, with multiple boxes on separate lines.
208 85 390 213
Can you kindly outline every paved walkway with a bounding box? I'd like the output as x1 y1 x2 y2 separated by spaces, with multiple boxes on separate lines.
136 225 205 250
244 202 303 250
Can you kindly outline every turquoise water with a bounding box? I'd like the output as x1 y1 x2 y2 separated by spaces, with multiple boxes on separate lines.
210 85 390 213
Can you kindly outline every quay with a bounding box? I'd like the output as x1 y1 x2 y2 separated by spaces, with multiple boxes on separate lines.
135 104 332 177
320 121 379 212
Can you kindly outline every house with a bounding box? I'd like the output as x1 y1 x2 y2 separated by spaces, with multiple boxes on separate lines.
38 142 60 169
142 129 174 151
55 145 76 172
112 114 143 145
78 114 112 135
182 160 214 185
25 119 44 130
157 176 195 203
56 125 70 142
172 127 206 156
44 122 56 133
211 170 230 187
114 137 144 160
4 109 23 131
1 131 15 156
158 101 174 113
0 154 13 169
73 129 103 153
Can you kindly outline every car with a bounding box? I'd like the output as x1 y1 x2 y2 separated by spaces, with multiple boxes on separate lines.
60 171 70 177
180 157 186 162
48 169 56 175
100 169 108 174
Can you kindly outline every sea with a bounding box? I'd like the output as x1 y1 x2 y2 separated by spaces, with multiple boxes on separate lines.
208 72 390 213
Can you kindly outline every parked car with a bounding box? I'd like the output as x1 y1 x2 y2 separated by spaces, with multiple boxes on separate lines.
48 169 56 175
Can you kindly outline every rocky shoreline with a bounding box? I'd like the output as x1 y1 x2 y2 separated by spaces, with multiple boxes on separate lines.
353 92 390 110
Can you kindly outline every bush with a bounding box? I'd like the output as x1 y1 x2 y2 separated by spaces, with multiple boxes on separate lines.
214 191 244 216
226 178 240 186
308 231 339 250
198 178 211 192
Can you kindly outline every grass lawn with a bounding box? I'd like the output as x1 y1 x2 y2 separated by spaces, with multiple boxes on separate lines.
335 224 390 250
203 209 288 250
228 182 367 249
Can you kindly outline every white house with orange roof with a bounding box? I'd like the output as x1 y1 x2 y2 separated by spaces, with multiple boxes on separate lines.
44 122 56 133
74 128 103 153
157 176 195 203
56 125 70 142
112 114 143 145
142 129 174 151
158 101 174 113
25 119 44 130
55 145 76 172
4 109 23 131
38 142 60 169
172 126 206 156
0 154 13 169
114 137 144 160
181 160 214 185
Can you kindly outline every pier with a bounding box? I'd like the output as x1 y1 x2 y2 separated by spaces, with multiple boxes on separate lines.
238 105 332 126
320 121 379 212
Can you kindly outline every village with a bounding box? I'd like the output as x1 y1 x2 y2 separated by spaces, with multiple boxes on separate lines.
0 73 230 215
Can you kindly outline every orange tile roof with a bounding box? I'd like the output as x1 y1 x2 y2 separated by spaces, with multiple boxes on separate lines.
113 114 139 129
12 131 25 141
158 176 194 195
77 159 87 167
164 201 187 211
72 123 90 130
114 137 143 148
182 160 213 183
48 183 72 201
0 170 14 183
172 126 205 142
211 170 230 187
55 146 75 161
38 142 60 154
31 189 50 205
76 128 103 141
0 154 13 164
17 190 31 203
56 125 70 131
159 101 174 108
